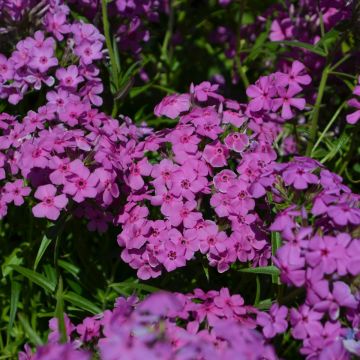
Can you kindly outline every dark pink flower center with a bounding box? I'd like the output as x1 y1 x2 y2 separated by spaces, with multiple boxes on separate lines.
44 197 54 206
76 178 87 189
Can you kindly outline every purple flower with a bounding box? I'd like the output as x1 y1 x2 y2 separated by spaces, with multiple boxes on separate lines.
246 76 276 112
203 140 229 167
32 184 68 221
3 179 30 206
63 160 99 203
272 85 306 120
257 304 288 338
282 164 318 189
154 94 191 119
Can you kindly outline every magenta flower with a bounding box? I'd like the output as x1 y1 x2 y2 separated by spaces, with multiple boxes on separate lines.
224 132 249 152
157 241 187 272
257 304 288 338
246 76 276 112
77 317 100 342
191 81 224 102
171 167 207 200
276 61 311 88
213 169 237 193
347 98 360 125
203 140 229 167
75 41 103 65
272 85 306 120
56 65 84 89
154 93 191 119
63 160 99 203
32 184 68 220
326 203 360 226
29 46 58 73
126 158 152 190
290 305 323 340
282 164 318 189
213 288 245 318
3 180 31 206
162 200 202 228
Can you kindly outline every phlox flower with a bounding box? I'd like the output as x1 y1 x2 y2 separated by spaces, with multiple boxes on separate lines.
63 160 99 203
257 304 288 338
272 85 306 120
203 140 229 167
3 179 31 206
154 93 191 119
32 184 68 220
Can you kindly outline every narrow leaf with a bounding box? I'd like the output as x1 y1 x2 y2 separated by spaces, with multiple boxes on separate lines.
18 314 43 346
239 266 280 276
11 265 56 292
8 280 21 333
34 236 52 271
272 40 327 56
63 292 101 315
55 277 67 343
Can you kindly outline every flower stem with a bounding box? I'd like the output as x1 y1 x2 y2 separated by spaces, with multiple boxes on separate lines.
306 65 330 156
101 0 120 117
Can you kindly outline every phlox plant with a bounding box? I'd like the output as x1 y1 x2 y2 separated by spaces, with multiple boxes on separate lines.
0 0 359 359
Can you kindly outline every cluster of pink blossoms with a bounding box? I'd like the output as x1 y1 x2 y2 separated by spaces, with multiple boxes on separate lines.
116 67 310 280
270 157 360 358
21 289 280 360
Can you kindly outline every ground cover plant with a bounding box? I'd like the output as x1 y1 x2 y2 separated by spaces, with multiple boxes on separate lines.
0 0 359 359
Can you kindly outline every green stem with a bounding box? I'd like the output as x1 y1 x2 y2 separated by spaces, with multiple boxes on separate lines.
311 101 346 156
101 0 120 117
234 0 249 90
306 65 330 156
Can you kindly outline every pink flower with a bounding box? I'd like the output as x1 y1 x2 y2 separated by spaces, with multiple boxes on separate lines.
282 164 318 190
346 99 360 124
162 200 202 228
171 166 207 200
126 158 152 190
29 46 58 73
246 76 276 112
213 169 237 193
75 41 103 65
63 160 99 203
32 184 68 220
203 140 229 167
276 61 311 88
191 81 224 102
3 180 31 206
224 132 249 152
257 304 288 338
154 93 191 119
56 65 84 89
272 85 306 120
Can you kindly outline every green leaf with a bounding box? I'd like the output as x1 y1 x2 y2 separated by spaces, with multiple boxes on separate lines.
18 314 43 346
272 40 327 56
2 249 23 278
271 232 282 284
55 277 67 343
10 265 56 292
33 236 52 271
58 260 80 278
110 281 160 294
239 266 280 276
8 280 21 333
63 292 101 315
255 299 273 310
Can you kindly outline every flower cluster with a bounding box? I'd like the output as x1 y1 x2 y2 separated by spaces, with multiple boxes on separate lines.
0 0 105 105
21 289 279 360
270 157 360 358
116 73 310 280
